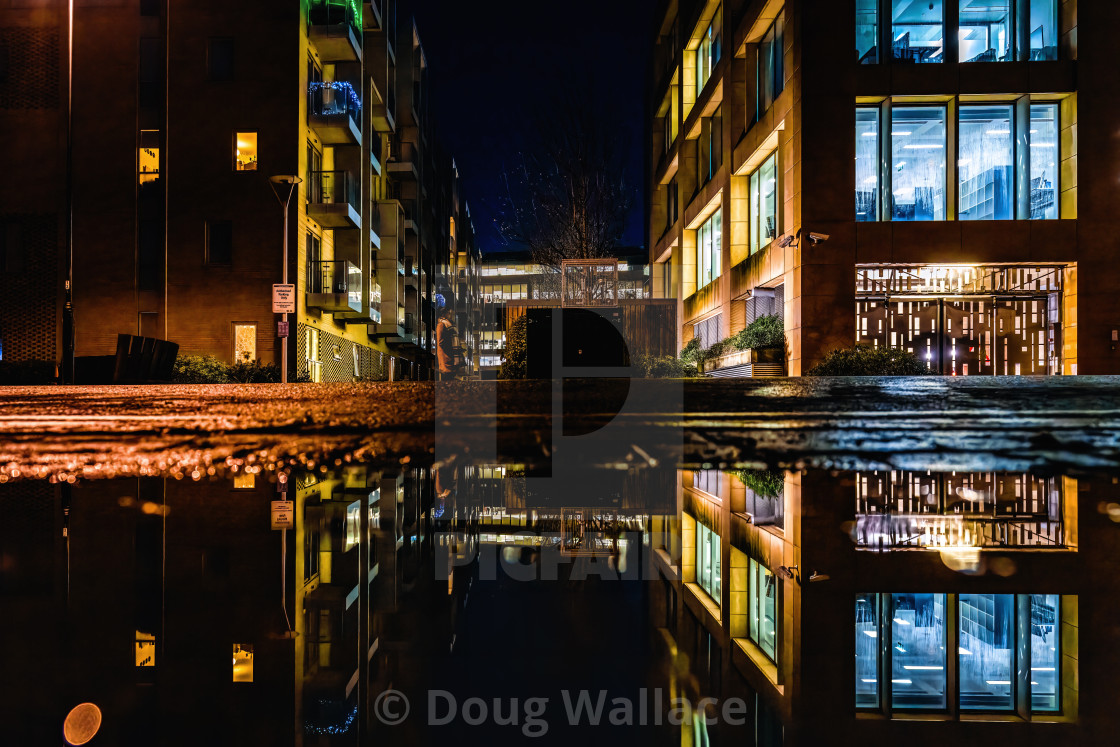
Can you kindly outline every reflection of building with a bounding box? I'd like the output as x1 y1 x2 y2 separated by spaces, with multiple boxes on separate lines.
0 0 478 381
647 0 1116 375
647 466 1103 745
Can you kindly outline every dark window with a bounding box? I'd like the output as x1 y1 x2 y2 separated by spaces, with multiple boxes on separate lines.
0 221 25 274
757 16 785 119
207 38 234 81
138 220 162 290
206 221 233 266
139 37 162 108
140 0 160 16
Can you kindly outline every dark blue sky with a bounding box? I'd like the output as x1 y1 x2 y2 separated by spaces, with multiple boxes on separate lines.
411 0 657 253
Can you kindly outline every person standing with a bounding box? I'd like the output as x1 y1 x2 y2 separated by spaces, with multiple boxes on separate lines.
436 307 457 381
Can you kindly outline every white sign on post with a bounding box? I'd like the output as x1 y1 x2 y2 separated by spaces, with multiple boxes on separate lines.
272 284 296 314
271 500 294 530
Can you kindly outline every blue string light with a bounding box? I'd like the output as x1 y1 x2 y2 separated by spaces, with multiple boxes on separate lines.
309 81 362 115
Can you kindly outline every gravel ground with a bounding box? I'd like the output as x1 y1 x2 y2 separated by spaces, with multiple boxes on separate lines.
1 377 1119 481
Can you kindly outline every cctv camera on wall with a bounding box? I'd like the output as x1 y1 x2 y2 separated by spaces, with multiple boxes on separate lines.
807 232 830 245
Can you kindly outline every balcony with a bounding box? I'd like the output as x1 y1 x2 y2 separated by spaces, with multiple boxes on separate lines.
308 0 362 62
306 260 362 313
387 140 419 181
306 170 360 228
309 82 362 145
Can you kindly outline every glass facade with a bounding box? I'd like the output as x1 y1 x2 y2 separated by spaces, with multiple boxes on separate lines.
856 108 879 221
959 594 1014 710
1031 593 1060 711
1030 0 1058 60
891 593 947 709
696 520 721 605
696 6 722 95
959 0 1011 62
855 593 879 708
749 154 778 254
757 15 785 118
697 208 722 290
892 0 944 62
958 105 1013 220
891 106 947 221
856 0 878 63
858 593 1067 713
1031 104 1059 219
749 559 778 661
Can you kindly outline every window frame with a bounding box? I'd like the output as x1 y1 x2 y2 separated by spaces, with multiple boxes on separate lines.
749 558 779 663
205 220 234 266
749 152 779 255
756 14 785 120
696 207 722 291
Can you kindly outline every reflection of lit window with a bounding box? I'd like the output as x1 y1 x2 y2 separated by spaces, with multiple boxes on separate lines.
959 593 1014 710
233 323 256 363
345 501 360 551
135 630 156 667
233 473 255 490
232 644 254 682
235 132 257 171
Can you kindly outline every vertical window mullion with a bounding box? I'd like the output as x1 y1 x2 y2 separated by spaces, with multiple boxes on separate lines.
1015 593 1032 718
1014 95 1032 220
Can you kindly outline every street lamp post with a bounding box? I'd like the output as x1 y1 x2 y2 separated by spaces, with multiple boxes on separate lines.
269 175 302 384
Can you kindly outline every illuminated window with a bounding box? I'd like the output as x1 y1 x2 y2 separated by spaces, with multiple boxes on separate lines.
696 5 722 96
892 0 944 62
1030 104 1059 219
959 0 1011 62
696 208 722 290
232 644 254 682
138 130 160 185
135 630 156 667
695 520 720 606
233 323 256 363
749 559 778 661
855 593 879 707
235 132 257 171
233 472 255 490
749 154 778 253
891 106 947 221
856 0 878 63
958 105 1013 220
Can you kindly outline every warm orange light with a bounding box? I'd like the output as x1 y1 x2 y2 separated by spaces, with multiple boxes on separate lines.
63 703 102 746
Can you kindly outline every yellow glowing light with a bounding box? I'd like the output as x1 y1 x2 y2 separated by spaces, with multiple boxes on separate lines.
63 703 102 746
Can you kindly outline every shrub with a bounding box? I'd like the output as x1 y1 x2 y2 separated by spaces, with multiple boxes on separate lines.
0 359 58 385
730 314 785 351
172 355 232 384
679 337 704 366
731 468 784 498
806 345 932 376
633 355 700 378
227 360 281 383
498 315 529 380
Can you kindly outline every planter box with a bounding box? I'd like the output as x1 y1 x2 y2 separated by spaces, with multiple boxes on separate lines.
701 347 785 377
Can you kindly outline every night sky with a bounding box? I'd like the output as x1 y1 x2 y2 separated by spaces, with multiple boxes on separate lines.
410 0 658 253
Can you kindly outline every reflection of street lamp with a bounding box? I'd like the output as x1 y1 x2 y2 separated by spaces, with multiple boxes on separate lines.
269 175 302 384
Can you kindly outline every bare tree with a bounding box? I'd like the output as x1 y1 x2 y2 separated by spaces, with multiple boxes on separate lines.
495 90 636 298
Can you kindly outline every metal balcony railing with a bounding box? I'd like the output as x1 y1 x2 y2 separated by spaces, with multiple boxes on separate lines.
307 260 362 304
308 170 358 207
309 0 360 29
309 81 361 118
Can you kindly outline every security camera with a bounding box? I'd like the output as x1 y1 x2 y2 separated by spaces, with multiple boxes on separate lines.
807 232 830 245
776 565 798 580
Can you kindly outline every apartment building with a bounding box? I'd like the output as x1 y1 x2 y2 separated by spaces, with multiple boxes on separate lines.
0 0 477 382
649 0 1117 376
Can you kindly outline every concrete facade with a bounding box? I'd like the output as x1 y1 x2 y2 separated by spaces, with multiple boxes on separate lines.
648 0 1120 376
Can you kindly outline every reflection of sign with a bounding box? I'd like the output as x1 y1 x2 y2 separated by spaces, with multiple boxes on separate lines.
270 500 294 530
272 284 296 313
277 320 289 338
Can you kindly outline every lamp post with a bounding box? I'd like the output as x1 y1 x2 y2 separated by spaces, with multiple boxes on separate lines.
269 175 302 384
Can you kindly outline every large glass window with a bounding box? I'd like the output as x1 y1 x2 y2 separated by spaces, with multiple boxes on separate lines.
857 0 878 63
1030 594 1060 711
697 208 722 290
749 154 778 254
749 559 778 662
696 6 722 95
1030 104 1059 219
757 15 785 118
856 108 880 221
892 0 944 62
695 520 720 605
959 0 1011 62
855 593 880 708
891 106 946 221
891 593 947 710
959 594 1015 710
1029 0 1058 60
958 104 1013 220
697 106 723 187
